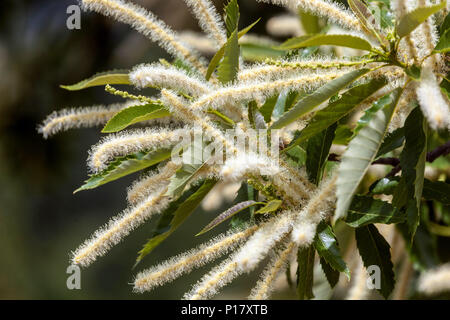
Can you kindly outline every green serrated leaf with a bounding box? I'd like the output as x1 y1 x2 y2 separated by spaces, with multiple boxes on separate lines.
306 122 337 185
346 195 405 227
259 95 278 123
355 224 395 299
320 257 340 288
272 69 370 130
276 34 373 51
135 179 217 265
74 148 174 192
197 200 260 236
224 0 239 37
102 103 170 133
206 19 259 81
396 1 446 38
285 145 307 167
313 221 350 278
218 28 240 84
289 78 387 151
376 127 405 157
334 88 402 223
399 107 427 239
60 70 129 91
297 246 315 300
255 199 283 214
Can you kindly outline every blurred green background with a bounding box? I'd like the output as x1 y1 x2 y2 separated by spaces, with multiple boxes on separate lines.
0 0 292 299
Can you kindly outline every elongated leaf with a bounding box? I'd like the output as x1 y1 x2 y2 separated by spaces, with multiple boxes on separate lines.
286 78 387 151
102 103 170 133
334 88 402 223
372 177 450 206
399 107 427 239
240 43 285 62
224 0 239 37
277 34 373 51
197 200 260 235
376 127 405 157
206 19 259 80
74 148 173 192
136 179 217 264
255 199 283 214
313 221 350 278
272 69 370 130
306 123 337 185
320 258 340 288
355 224 395 299
396 2 446 38
218 28 239 84
167 163 207 198
346 195 405 227
297 246 315 300
259 95 278 123
60 70 129 91
348 0 388 47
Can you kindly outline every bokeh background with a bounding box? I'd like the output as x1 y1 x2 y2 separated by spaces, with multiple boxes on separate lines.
0 0 295 299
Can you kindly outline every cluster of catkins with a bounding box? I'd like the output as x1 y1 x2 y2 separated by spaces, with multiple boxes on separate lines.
38 0 450 299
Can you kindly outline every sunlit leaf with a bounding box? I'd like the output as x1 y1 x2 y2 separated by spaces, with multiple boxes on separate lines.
396 2 446 38
60 70 129 91
286 78 386 151
74 148 173 192
276 34 373 51
334 88 402 223
255 199 283 214
102 103 170 133
272 69 370 130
